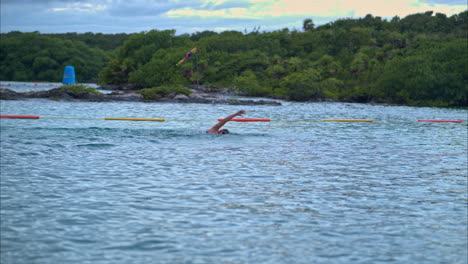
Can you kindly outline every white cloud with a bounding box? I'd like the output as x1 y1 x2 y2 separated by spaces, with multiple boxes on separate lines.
214 27 232 31
330 0 466 17
49 2 108 12
202 0 230 7
166 0 467 20
166 7 257 19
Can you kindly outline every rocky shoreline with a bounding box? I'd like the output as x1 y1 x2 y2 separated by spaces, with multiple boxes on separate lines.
0 84 282 106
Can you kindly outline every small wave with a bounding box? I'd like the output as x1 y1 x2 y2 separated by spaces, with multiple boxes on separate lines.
68 238 98 245
76 143 116 148
104 240 175 251
17 152 41 156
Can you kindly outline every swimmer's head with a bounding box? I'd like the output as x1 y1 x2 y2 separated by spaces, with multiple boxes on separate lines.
218 129 229 134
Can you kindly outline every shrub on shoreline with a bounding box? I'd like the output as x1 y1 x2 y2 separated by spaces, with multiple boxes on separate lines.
60 85 102 94
136 86 191 100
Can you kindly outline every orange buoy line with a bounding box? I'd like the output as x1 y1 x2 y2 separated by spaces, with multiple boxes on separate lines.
0 115 165 122
0 115 464 123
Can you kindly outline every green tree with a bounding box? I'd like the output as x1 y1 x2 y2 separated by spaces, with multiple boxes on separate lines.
303 19 315 31
280 69 322 100
0 32 110 82
233 70 267 96
128 48 189 87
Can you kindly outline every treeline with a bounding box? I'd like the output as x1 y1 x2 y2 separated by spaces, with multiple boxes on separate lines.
0 32 119 82
1 10 467 106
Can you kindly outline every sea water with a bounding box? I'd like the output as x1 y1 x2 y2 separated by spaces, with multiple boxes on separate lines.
0 89 467 263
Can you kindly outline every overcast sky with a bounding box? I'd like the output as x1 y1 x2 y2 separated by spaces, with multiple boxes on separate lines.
1 0 466 34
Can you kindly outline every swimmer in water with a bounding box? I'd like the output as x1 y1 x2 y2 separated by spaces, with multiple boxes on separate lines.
207 110 246 134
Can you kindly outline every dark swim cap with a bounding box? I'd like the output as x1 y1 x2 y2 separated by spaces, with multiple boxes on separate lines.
219 129 230 134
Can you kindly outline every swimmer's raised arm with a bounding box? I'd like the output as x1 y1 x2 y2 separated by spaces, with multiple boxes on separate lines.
207 110 245 134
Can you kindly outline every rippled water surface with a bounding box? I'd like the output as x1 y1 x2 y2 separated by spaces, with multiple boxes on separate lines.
1 94 467 263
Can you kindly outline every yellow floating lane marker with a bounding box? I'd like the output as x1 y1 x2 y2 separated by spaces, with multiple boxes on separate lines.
270 120 322 122
41 117 103 120
167 119 210 122
322 119 374 122
104 117 165 122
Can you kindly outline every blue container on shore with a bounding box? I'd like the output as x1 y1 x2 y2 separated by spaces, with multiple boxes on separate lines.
62 66 76 85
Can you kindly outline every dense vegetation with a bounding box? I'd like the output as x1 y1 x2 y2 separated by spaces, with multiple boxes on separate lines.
59 84 102 94
1 10 467 106
0 32 119 82
136 86 192 100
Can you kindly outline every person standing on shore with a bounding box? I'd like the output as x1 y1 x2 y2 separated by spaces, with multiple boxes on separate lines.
207 110 246 134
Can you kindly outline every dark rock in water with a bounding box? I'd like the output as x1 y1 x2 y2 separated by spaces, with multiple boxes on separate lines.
121 83 143 91
157 97 281 105
23 88 101 100
0 86 281 105
99 84 121 90
107 93 143 101
99 83 143 91
188 84 234 95
220 99 281 106
173 94 190 100
0 88 20 100
23 88 68 99
166 92 176 99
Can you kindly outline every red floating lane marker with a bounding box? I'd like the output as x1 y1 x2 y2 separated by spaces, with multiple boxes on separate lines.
418 119 463 123
218 118 271 122
0 115 40 119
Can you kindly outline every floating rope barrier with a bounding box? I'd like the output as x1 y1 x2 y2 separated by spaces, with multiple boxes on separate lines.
218 118 271 122
41 117 103 120
0 115 165 122
323 119 374 122
270 119 322 122
417 119 463 123
0 115 39 119
0 115 464 123
104 117 165 122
